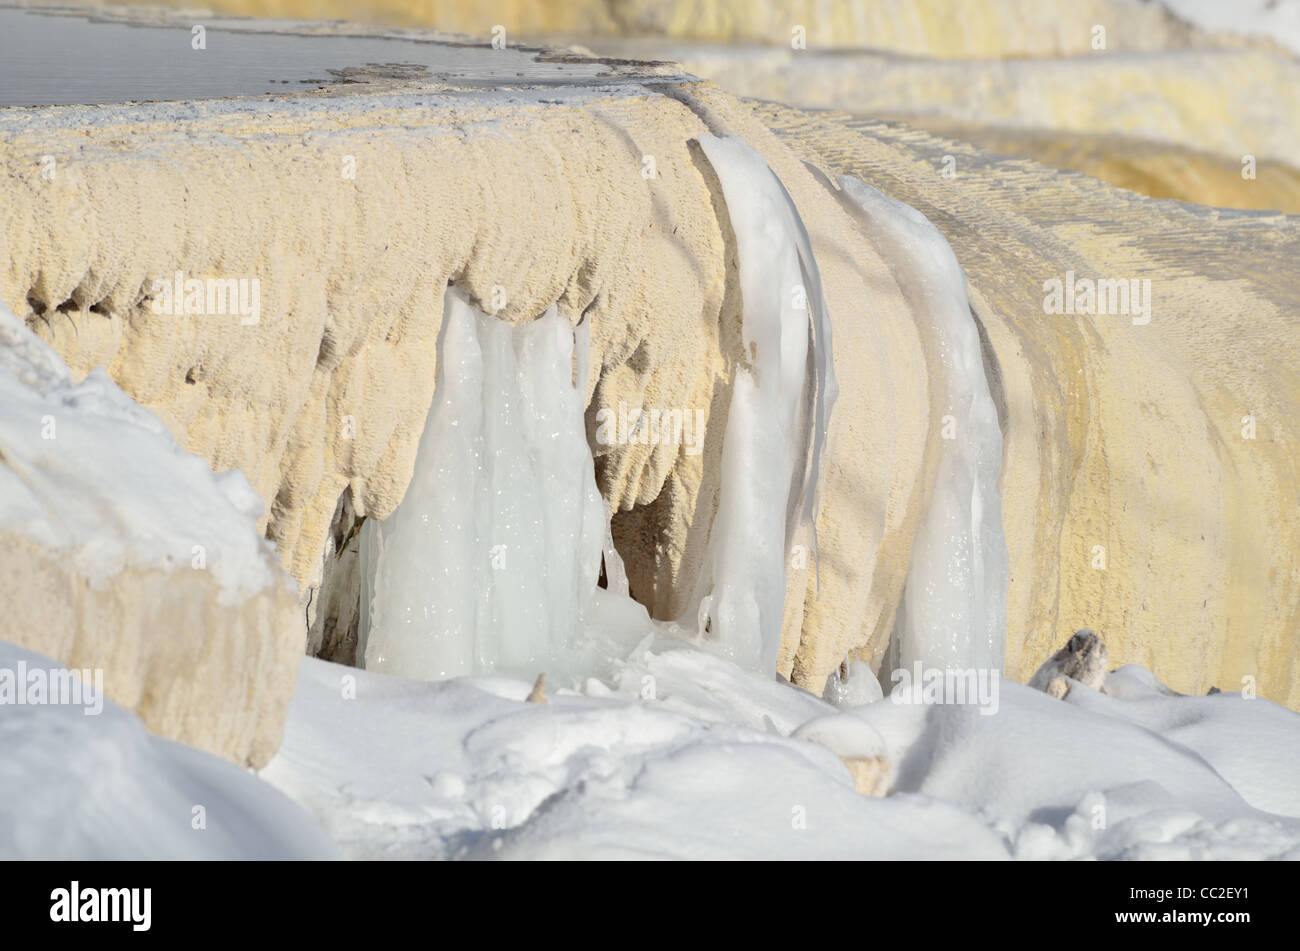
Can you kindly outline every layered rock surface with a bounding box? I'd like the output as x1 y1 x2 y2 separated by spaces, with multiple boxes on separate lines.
575 39 1300 213
97 0 1219 56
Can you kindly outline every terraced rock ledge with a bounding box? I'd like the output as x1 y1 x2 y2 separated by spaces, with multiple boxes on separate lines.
2 4 1297 771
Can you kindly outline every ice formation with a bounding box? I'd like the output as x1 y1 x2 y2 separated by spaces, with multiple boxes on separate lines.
692 132 837 673
358 287 608 680
836 177 1009 676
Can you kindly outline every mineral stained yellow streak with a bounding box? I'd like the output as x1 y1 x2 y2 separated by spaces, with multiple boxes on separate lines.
98 0 1205 56
909 120 1300 216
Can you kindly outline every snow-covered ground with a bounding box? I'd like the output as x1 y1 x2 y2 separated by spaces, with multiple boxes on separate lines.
7 618 1297 859
259 605 1300 860
0 640 338 859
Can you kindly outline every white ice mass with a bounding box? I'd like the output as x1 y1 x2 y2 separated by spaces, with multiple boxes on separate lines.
359 287 608 681
691 131 837 673
835 177 1009 676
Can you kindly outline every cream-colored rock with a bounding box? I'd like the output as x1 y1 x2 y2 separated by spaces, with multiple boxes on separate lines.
525 673 548 704
759 104 1300 706
582 42 1300 172
841 756 891 798
898 122 1300 215
568 29 1300 212
0 535 300 766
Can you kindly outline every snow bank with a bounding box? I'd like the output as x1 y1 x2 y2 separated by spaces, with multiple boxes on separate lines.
0 302 278 601
262 643 1300 859
0 299 301 766
0 640 338 859
261 650 1004 859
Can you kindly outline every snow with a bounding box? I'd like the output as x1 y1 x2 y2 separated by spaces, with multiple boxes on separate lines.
0 641 338 860
7 619 1295 859
0 300 278 601
835 177 1009 676
259 642 1300 860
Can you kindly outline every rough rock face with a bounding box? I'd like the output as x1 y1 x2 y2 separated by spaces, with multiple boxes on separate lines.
758 104 1300 706
0 536 300 766
1029 630 1110 699
571 33 1300 212
622 47 1300 168
897 122 1300 215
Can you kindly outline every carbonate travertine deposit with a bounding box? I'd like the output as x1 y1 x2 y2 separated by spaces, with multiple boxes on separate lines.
1 3 1297 766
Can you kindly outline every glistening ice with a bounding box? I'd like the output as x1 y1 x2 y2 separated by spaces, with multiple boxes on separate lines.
358 287 607 680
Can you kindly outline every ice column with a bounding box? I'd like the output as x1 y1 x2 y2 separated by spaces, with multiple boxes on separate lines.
358 287 607 680
836 177 1008 674
694 133 838 673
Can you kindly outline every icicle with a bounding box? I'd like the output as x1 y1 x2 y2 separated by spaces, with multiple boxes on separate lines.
601 500 630 598
834 176 1009 675
692 132 836 673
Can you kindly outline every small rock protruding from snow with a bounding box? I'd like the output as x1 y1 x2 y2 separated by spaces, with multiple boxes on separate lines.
793 714 890 797
1028 629 1109 699
526 673 548 705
